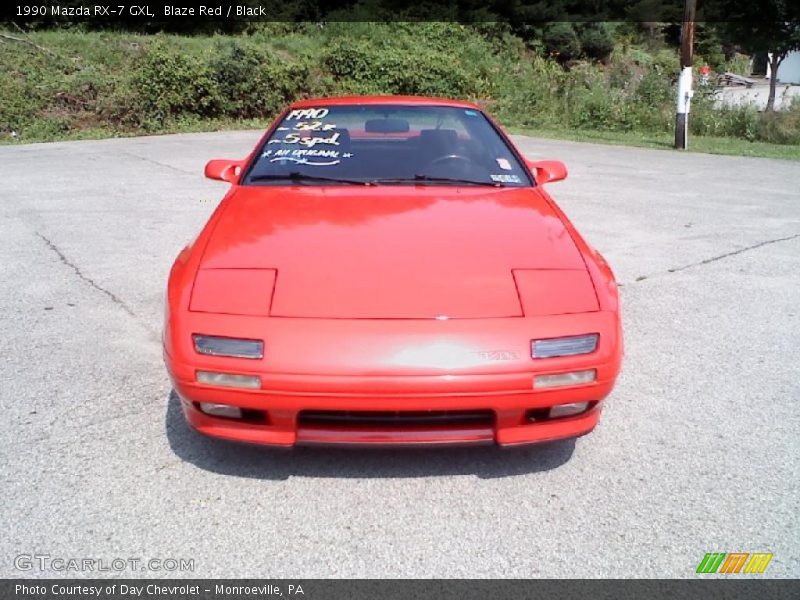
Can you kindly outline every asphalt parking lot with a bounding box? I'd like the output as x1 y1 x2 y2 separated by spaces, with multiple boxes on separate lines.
1 131 798 578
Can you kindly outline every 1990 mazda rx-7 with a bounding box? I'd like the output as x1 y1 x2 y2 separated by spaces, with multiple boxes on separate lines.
163 96 622 447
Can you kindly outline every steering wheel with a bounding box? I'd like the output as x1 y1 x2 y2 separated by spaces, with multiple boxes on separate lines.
425 154 475 170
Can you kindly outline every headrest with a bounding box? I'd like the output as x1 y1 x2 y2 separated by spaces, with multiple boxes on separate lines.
332 128 350 146
419 129 458 145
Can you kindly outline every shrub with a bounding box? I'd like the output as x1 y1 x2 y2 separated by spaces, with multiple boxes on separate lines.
321 38 389 94
321 36 476 97
724 53 753 77
755 100 800 144
0 74 38 134
489 52 565 127
132 41 223 124
635 70 673 105
691 101 760 141
210 40 310 119
651 49 679 75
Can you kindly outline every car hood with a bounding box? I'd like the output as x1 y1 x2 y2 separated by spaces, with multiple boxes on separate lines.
197 185 590 319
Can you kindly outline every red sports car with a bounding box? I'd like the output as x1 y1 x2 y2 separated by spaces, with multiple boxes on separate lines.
163 96 622 447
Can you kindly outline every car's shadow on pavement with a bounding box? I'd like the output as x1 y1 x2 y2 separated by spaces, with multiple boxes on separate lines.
165 390 575 480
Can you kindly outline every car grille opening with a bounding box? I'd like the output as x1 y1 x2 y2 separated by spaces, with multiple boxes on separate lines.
298 409 495 429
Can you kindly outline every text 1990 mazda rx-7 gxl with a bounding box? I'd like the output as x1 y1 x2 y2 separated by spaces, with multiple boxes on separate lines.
163 96 622 447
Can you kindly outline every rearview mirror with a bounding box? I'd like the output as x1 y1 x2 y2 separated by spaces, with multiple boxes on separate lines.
525 159 567 185
205 159 243 183
365 118 410 133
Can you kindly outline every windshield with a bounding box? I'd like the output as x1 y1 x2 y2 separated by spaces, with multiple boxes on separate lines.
243 105 532 187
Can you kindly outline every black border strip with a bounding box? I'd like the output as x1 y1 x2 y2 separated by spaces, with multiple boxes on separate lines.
3 579 799 600
3 0 796 25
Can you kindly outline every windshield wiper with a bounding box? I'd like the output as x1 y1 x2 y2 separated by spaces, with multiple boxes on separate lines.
249 172 371 186
372 175 502 187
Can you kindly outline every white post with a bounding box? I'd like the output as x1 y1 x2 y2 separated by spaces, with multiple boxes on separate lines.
675 66 694 149
674 0 696 150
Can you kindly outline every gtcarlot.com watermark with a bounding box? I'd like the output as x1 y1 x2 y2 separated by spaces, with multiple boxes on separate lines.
14 553 195 573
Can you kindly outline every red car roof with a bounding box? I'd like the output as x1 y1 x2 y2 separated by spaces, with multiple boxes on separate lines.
289 95 483 110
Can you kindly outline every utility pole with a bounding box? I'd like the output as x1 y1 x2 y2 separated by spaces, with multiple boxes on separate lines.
674 0 697 149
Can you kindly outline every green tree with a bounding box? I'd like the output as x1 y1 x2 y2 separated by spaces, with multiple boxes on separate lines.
542 22 581 63
577 23 615 61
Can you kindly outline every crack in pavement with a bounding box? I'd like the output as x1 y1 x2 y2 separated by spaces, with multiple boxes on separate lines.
667 232 800 273
117 149 196 175
36 231 160 340
627 232 800 284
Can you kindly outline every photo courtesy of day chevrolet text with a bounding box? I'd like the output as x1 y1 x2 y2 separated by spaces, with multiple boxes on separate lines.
15 583 304 598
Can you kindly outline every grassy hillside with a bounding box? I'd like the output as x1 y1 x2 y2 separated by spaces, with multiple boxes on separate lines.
2 23 799 158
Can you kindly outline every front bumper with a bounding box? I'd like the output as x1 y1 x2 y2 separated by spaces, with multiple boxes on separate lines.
169 369 615 447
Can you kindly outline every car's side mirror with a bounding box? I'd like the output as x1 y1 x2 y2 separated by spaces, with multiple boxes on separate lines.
205 159 243 183
526 159 568 185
